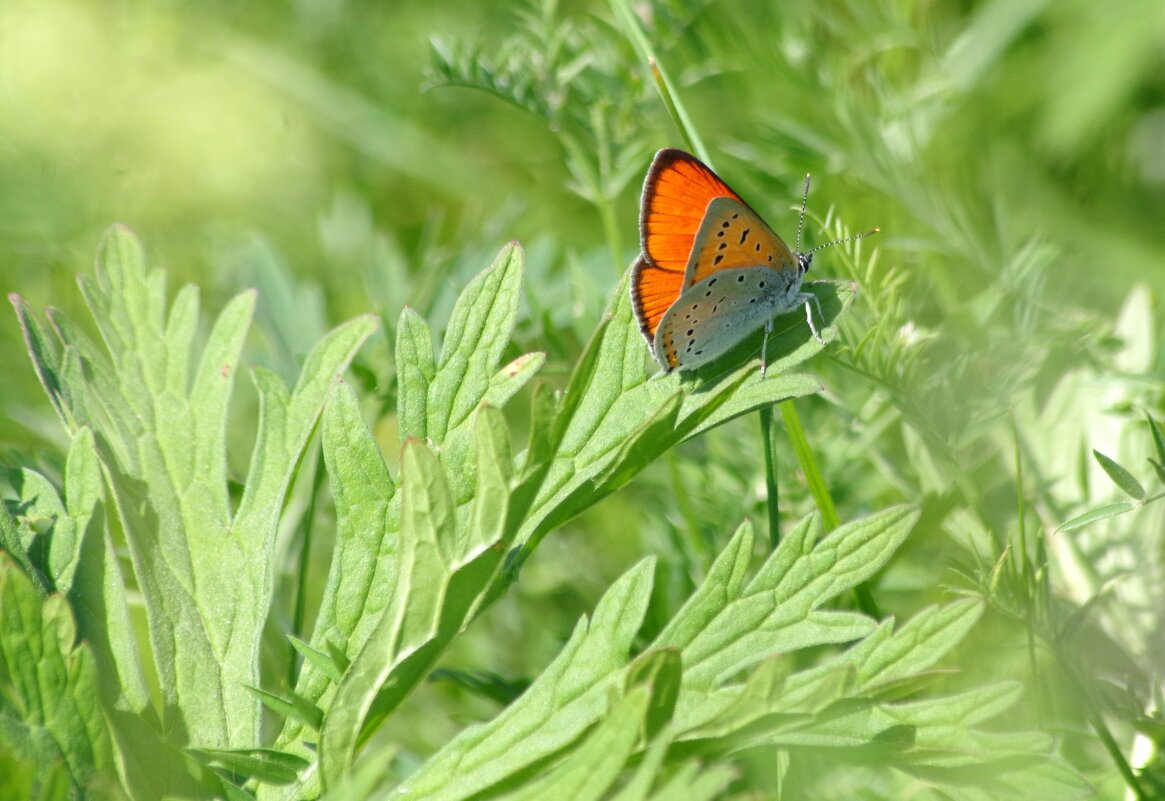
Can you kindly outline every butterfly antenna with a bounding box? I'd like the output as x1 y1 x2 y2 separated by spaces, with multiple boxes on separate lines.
795 173 811 253
808 227 881 255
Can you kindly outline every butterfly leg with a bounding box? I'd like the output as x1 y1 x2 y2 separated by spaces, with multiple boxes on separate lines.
760 318 773 378
797 292 826 345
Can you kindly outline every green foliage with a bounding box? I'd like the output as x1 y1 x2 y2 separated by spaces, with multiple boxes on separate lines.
2 0 1162 799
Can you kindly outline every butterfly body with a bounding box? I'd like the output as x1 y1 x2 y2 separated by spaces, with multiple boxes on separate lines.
632 148 834 375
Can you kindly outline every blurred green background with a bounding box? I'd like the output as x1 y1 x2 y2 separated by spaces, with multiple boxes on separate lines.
2 0 1164 793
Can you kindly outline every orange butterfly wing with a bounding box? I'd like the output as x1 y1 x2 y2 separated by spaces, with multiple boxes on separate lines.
684 197 796 286
631 149 743 343
631 149 792 344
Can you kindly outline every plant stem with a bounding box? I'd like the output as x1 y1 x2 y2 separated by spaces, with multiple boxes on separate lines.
290 449 326 688
760 406 780 548
608 0 711 163
1055 649 1148 800
779 398 880 618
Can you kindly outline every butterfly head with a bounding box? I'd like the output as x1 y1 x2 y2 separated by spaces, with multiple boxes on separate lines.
795 174 879 266
797 251 813 274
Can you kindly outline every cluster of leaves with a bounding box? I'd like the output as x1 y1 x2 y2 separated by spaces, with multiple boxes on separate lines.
3 0 1162 798
0 223 1092 799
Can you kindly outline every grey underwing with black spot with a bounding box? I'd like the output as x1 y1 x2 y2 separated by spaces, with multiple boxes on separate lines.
653 265 813 371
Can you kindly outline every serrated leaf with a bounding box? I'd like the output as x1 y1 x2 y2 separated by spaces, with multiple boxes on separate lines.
319 437 459 785
495 686 652 801
651 520 754 652
1091 449 1145 501
1058 502 1134 532
849 598 985 689
664 507 917 689
16 225 377 749
291 382 399 713
0 554 116 789
427 242 524 441
391 559 655 801
514 270 844 562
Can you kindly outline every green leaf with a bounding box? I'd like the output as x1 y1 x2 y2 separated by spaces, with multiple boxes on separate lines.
319 437 460 785
495 686 652 801
661 507 918 690
464 405 513 559
392 558 656 801
483 351 546 409
848 598 985 690
288 382 399 715
61 429 150 712
288 636 345 684
247 686 324 731
16 224 377 750
186 747 310 785
0 554 116 790
644 763 737 801
395 307 435 442
426 242 525 443
625 648 682 741
1091 449 1146 501
1057 502 1134 532
514 270 847 562
1145 411 1165 465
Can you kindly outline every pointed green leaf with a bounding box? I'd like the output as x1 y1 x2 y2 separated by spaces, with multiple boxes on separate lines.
395 306 435 441
295 382 399 709
483 352 545 409
497 686 652 801
319 437 459 785
514 269 840 559
288 636 345 684
186 747 310 785
1146 411 1165 464
426 242 524 442
1092 449 1145 501
63 429 150 712
248 686 324 731
665 507 917 689
1058 502 1134 532
392 558 656 801
465 405 512 559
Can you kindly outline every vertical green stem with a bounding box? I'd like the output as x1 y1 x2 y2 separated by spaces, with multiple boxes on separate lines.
1055 649 1147 800
597 198 624 273
591 104 625 269
760 406 781 548
779 398 880 618
289 450 326 687
1011 412 1028 585
1012 412 1042 719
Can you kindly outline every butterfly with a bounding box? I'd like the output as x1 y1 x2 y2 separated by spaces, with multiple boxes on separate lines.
630 148 877 376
